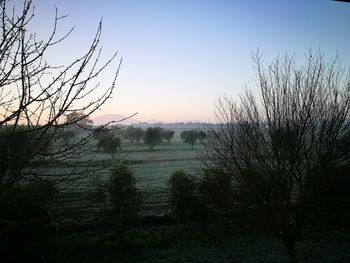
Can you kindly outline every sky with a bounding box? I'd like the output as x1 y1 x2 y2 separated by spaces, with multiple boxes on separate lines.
15 0 350 123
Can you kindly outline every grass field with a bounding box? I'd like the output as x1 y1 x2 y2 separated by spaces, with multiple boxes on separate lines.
53 134 204 220
23 130 350 262
122 140 203 214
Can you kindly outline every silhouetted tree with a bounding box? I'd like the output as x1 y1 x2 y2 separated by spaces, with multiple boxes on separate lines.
108 161 141 243
132 127 145 143
93 126 111 140
203 51 350 263
97 134 121 155
112 124 126 138
199 168 234 213
124 126 144 143
143 127 162 150
168 170 196 221
197 130 206 144
180 130 199 149
162 129 175 143
125 126 135 142
0 0 121 260
66 111 94 129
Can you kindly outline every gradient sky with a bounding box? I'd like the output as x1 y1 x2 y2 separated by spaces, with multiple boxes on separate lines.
19 0 350 122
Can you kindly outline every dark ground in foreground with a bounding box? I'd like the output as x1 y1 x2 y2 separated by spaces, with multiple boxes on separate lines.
45 220 350 263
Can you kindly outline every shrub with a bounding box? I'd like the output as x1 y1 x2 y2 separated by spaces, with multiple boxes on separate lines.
108 161 141 242
168 170 196 221
97 134 121 155
0 178 57 262
199 168 234 213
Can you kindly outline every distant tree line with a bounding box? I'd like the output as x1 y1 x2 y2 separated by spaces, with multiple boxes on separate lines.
92 126 208 151
1 3 348 260
56 51 350 263
180 129 206 149
92 125 177 151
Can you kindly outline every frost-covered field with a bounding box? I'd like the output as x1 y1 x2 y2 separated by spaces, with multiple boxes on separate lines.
50 137 204 220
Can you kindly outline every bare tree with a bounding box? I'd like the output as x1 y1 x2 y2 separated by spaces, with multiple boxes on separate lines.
0 0 121 259
203 50 350 263
0 0 121 185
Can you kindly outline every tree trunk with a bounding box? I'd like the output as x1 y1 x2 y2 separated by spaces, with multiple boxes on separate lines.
285 236 296 263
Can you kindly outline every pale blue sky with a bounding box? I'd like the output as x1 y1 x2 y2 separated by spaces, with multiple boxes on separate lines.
22 0 350 122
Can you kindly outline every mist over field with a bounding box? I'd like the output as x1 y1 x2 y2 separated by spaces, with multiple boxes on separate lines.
1 1 350 263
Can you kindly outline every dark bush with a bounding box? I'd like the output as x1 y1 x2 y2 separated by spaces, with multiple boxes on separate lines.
143 127 162 150
199 168 234 213
168 170 197 221
97 134 121 154
108 162 142 242
0 178 57 262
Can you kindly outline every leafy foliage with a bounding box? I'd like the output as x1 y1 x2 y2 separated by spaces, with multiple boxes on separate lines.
180 130 199 148
0 177 58 261
125 126 145 143
97 133 121 155
161 130 175 143
65 111 94 129
143 127 162 150
0 127 52 188
93 127 110 140
108 161 141 242
108 163 141 219
199 168 234 213
168 170 197 221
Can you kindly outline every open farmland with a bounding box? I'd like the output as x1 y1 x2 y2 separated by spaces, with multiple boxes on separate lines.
123 139 203 214
52 130 205 221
